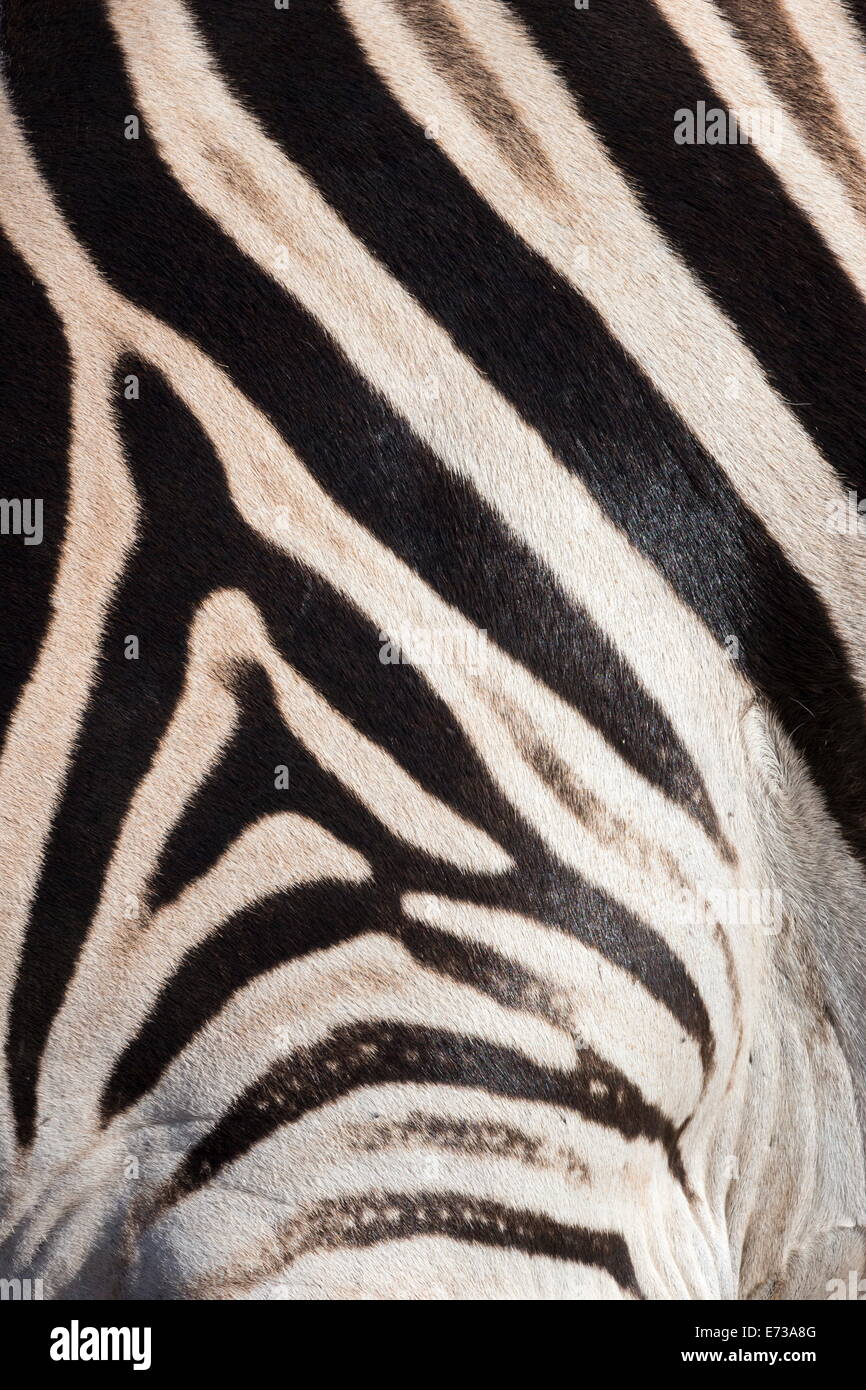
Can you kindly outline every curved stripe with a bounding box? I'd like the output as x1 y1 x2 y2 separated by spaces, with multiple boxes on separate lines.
192 1190 642 1299
157 1019 688 1212
346 1109 590 1185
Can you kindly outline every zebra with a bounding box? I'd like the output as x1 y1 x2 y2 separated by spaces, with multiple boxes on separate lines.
1 0 865 1300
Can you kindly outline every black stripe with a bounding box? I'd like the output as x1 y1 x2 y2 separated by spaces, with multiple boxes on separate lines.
842 1 866 47
160 1020 687 1207
507 0 866 493
399 918 572 1030
216 1190 643 1297
0 232 69 751
177 0 866 862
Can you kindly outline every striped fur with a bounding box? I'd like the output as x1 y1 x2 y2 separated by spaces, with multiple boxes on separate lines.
1 0 866 1299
